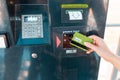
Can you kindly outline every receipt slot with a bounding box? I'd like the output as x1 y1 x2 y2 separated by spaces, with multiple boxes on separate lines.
49 2 89 26
61 4 88 24
15 4 50 45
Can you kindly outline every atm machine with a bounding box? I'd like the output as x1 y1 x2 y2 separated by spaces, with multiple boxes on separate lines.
49 0 108 80
0 0 109 80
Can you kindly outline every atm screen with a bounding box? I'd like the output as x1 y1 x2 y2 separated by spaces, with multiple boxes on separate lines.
24 15 41 22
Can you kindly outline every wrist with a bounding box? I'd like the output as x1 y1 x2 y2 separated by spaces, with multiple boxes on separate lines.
108 53 118 65
105 51 115 63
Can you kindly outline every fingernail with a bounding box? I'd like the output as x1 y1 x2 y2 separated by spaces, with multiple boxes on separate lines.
86 51 90 54
84 42 87 45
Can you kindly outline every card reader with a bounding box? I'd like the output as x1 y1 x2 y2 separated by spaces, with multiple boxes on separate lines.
70 32 93 51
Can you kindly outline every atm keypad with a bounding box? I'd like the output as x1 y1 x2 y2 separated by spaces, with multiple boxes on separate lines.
22 15 43 39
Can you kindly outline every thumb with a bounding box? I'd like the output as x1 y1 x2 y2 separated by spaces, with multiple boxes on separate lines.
84 42 98 51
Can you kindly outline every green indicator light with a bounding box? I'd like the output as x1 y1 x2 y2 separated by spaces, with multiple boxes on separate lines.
61 4 88 8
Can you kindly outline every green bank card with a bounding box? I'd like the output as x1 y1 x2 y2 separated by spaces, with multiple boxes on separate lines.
70 32 93 51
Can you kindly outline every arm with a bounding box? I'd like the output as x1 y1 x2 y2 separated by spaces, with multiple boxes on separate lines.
110 54 120 71
84 35 120 71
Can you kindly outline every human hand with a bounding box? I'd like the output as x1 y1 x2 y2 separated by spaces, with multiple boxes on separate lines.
84 35 113 61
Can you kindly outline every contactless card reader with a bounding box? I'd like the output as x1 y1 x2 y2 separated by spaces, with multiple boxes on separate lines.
70 32 93 51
